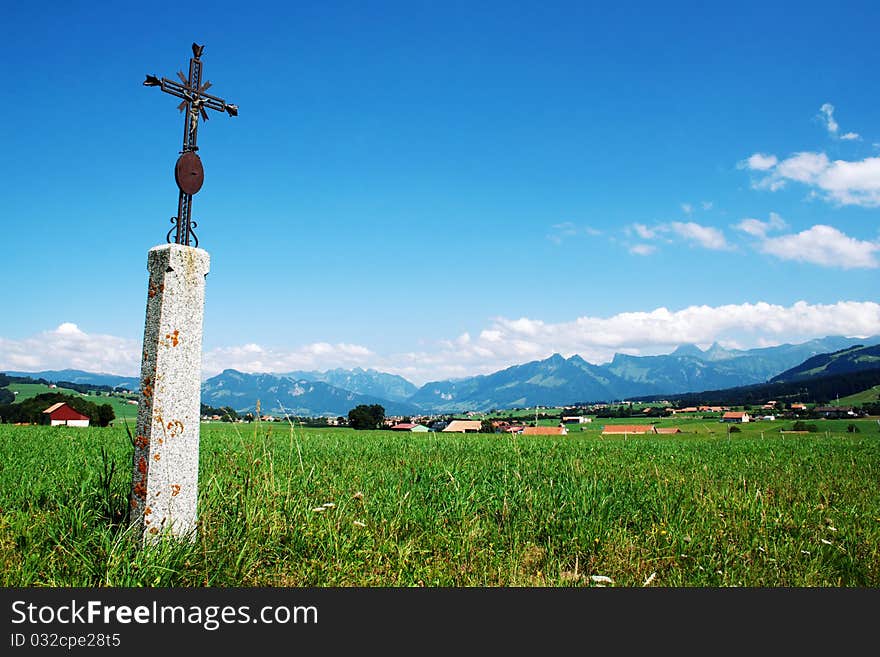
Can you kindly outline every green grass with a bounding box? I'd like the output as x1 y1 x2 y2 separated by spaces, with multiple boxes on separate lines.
1 420 878 587
838 384 880 406
7 383 139 421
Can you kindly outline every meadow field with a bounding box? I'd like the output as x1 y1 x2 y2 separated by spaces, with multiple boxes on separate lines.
1 417 878 587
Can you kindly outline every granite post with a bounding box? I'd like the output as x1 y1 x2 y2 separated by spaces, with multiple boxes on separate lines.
130 243 210 542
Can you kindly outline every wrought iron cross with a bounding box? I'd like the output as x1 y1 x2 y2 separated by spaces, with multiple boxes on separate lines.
144 43 238 247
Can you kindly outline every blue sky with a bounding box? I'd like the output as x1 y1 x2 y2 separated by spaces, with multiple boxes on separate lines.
1 0 878 385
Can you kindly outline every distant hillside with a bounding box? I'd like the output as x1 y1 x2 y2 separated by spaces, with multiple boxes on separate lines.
201 369 419 417
284 367 418 403
770 344 880 383
606 336 873 393
407 353 642 413
3 369 140 391
405 335 877 412
631 367 880 407
8 334 879 415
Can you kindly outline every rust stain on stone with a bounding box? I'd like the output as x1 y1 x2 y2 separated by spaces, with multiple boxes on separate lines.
153 453 161 462
144 506 153 515
171 484 181 497
137 457 147 474
164 329 180 347
148 281 165 299
166 420 184 438
135 435 148 449
149 527 158 534
134 481 147 499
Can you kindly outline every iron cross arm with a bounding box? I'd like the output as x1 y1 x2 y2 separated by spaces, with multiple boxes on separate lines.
143 75 239 117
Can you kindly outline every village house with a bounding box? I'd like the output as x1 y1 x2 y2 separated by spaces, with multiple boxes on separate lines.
442 419 482 433
562 416 592 424
42 402 90 427
721 411 750 423
601 425 656 435
522 425 568 436
390 422 430 432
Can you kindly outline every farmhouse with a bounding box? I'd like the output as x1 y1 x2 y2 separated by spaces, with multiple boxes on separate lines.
522 425 568 436
390 422 429 432
562 416 591 424
42 402 90 427
601 425 656 435
442 420 482 433
655 427 682 434
721 411 750 423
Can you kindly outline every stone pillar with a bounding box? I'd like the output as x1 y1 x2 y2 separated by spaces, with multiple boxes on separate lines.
130 244 210 542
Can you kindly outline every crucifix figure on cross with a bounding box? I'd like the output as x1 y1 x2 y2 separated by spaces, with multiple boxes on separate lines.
144 42 238 247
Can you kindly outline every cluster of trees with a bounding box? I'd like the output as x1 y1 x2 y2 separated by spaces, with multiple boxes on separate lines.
0 392 114 426
200 403 239 421
0 373 13 405
348 404 385 430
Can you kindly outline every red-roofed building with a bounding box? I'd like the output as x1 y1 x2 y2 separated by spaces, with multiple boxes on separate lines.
721 411 750 423
42 402 90 427
522 426 568 436
442 420 483 433
656 427 682 434
601 425 656 435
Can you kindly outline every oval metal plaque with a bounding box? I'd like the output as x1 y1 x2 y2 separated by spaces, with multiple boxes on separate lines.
174 151 205 195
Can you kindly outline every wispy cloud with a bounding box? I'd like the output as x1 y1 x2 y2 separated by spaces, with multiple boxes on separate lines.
626 221 730 252
547 222 602 244
738 153 778 171
629 244 656 256
818 102 861 141
668 221 730 250
734 212 788 237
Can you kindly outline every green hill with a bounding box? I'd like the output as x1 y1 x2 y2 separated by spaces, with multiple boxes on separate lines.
771 344 880 382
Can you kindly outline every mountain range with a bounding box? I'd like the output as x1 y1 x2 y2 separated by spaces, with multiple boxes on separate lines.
5 335 878 415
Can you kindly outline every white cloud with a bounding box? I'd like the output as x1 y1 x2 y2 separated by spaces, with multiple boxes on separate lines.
743 150 880 206
757 225 879 269
629 244 656 256
668 221 730 250
819 103 839 135
547 222 602 244
202 341 374 376
632 223 656 239
681 203 693 215
818 103 861 141
735 212 788 237
739 153 778 171
625 221 730 254
0 323 140 375
6 302 880 386
385 301 880 382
